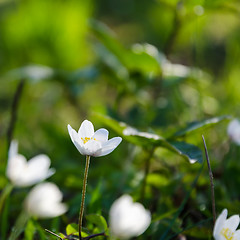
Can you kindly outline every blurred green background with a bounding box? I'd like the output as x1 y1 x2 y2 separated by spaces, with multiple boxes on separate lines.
1 0 240 239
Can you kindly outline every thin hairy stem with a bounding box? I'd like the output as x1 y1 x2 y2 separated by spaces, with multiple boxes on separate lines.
202 135 216 225
79 155 91 240
45 229 63 239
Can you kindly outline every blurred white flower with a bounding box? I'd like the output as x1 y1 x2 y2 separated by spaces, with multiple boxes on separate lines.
6 140 55 187
24 182 67 218
68 120 122 157
213 209 240 240
109 194 151 239
227 119 240 145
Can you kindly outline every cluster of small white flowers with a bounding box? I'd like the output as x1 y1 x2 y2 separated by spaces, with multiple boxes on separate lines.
6 140 67 218
8 118 240 239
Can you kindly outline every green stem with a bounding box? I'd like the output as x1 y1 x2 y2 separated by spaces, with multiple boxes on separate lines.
0 183 14 239
79 155 91 240
8 210 29 240
140 148 155 201
0 183 13 214
202 135 216 225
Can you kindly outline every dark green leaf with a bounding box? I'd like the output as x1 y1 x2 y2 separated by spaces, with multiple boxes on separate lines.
166 141 203 164
93 113 203 163
171 115 231 138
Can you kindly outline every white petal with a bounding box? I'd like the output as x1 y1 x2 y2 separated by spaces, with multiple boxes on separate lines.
97 137 122 157
109 195 151 239
47 168 56 178
36 202 68 218
213 209 228 238
6 154 27 185
25 182 68 218
8 140 18 160
16 154 53 187
224 215 240 232
129 203 151 236
227 119 240 136
93 128 109 143
234 229 240 239
68 124 82 147
84 139 102 156
227 119 240 145
68 124 76 143
68 124 85 155
78 120 94 139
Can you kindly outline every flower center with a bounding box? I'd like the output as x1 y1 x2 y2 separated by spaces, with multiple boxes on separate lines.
221 228 235 240
81 137 96 144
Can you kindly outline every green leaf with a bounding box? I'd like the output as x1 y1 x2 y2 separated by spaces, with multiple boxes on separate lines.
171 115 231 138
24 220 35 240
67 66 99 83
90 20 164 77
93 113 203 163
160 165 204 240
8 211 30 240
165 141 203 164
66 223 79 236
168 218 212 239
34 221 46 240
86 214 108 232
147 174 170 188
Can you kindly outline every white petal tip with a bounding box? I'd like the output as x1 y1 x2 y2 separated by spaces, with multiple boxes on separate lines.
115 137 122 145
48 168 56 177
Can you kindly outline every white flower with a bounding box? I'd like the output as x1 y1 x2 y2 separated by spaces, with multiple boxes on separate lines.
6 140 55 187
24 182 67 218
67 120 122 157
109 195 151 239
213 209 240 240
227 119 240 145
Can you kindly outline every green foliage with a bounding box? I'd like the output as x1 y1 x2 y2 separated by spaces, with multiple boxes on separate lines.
172 116 231 138
86 214 108 234
24 220 35 240
93 113 204 163
66 223 79 236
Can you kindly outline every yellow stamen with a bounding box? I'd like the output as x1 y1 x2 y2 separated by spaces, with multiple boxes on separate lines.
81 137 97 144
221 228 235 240
81 137 90 144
